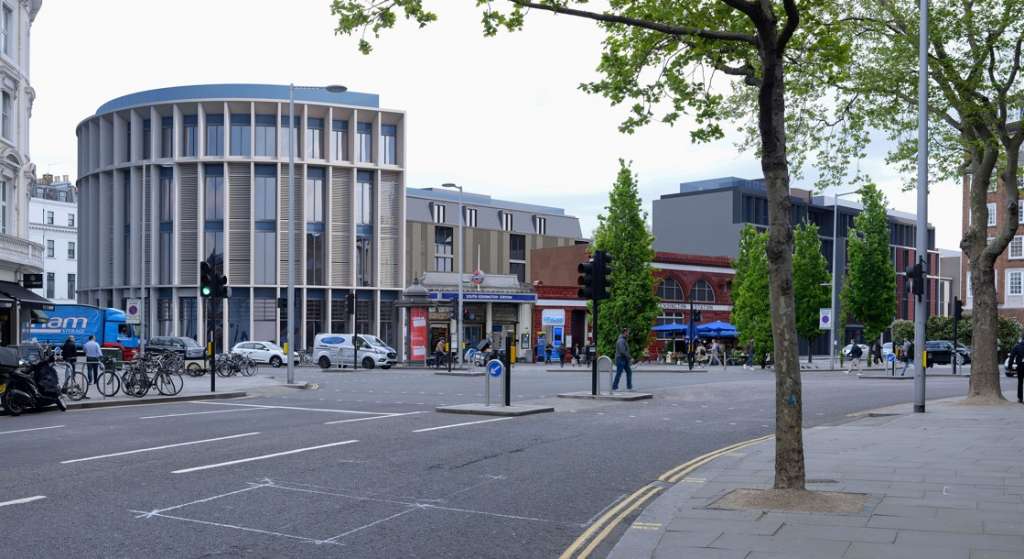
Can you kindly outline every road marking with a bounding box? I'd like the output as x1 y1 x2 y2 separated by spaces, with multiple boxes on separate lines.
135 482 271 518
323 411 427 425
0 425 64 436
324 507 419 542
131 510 337 546
140 408 268 420
193 401 393 415
659 434 774 483
558 484 661 559
0 495 46 508
61 432 259 464
172 440 359 474
412 417 514 433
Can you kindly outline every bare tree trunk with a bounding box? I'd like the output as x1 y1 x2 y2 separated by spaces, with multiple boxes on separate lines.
758 42 805 491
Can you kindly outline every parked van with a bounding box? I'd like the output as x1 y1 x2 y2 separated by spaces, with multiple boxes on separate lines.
313 333 397 370
28 305 140 361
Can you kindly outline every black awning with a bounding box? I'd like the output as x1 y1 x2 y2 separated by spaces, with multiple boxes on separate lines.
0 280 52 307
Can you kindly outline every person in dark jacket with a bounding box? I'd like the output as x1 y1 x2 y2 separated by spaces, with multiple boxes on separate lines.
61 336 77 370
612 328 633 391
901 340 914 376
1012 338 1024 403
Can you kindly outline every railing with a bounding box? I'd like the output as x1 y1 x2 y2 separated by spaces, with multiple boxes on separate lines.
0 233 44 270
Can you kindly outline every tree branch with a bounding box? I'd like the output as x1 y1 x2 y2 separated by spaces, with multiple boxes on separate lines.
778 0 800 51
509 1 758 44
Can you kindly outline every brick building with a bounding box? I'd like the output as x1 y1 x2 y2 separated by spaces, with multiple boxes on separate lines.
961 176 1024 323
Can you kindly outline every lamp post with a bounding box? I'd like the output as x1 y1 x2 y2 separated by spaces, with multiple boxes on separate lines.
286 83 347 385
830 189 861 370
441 183 463 367
914 0 929 413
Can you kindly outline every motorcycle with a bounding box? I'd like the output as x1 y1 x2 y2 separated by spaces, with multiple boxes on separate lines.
0 345 66 416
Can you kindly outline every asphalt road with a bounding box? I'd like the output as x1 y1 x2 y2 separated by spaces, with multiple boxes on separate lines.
0 365 1008 558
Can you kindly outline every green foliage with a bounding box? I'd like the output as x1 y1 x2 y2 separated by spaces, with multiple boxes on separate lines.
592 160 661 359
891 319 914 344
731 225 773 363
840 184 897 342
792 222 831 344
896 314 1021 356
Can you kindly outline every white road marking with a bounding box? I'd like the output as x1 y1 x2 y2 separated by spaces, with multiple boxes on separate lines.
172 440 359 474
324 507 419 542
193 401 393 415
323 411 426 425
135 482 270 518
0 495 46 508
413 417 514 433
140 408 267 420
61 432 259 464
131 510 337 546
0 425 64 436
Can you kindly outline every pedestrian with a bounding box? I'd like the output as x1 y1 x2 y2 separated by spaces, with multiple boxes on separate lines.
901 339 913 376
572 345 580 366
84 335 102 385
847 338 863 374
872 340 883 367
545 342 553 364
687 338 696 370
744 339 754 370
434 337 446 369
709 339 726 370
558 344 566 368
612 328 634 391
61 335 77 369
1012 337 1024 403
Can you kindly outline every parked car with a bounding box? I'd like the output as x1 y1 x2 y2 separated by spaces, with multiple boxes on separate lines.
231 341 297 368
313 333 396 370
842 343 869 358
924 340 971 367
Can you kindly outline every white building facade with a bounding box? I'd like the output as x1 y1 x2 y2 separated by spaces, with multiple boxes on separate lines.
75 84 406 353
28 175 76 304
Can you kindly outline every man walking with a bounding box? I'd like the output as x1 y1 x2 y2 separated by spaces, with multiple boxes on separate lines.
1012 337 1024 403
900 339 913 376
612 328 633 391
61 336 77 369
709 339 727 370
84 335 102 385
847 339 863 374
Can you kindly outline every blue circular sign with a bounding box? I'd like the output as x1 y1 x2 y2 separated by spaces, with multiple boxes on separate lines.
487 359 504 378
887 353 896 363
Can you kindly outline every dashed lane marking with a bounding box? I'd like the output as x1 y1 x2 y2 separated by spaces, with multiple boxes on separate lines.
62 432 260 464
0 495 46 508
171 440 359 474
323 411 427 425
140 408 268 420
0 425 64 435
412 417 514 433
192 401 394 415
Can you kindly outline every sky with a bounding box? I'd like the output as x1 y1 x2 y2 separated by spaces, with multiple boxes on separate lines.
29 0 963 250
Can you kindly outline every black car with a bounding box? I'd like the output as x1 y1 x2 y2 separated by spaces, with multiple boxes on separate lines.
145 336 206 360
924 340 971 367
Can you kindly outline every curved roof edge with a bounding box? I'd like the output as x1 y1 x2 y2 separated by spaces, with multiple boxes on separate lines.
94 84 379 116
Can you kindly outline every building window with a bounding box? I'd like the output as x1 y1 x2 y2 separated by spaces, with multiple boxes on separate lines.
159 169 173 222
691 279 716 303
143 119 151 159
331 120 348 160
159 230 173 284
254 229 276 284
46 273 54 299
67 274 75 300
46 239 54 258
657 278 684 301
46 210 53 225
307 232 325 285
987 202 997 227
357 122 372 163
1 180 8 234
431 203 446 224
67 241 75 260
356 237 373 286
1019 199 1023 225
356 172 373 226
205 115 224 156
204 169 224 221
1 4 11 56
68 213 74 227
1010 270 1023 296
509 234 526 283
254 115 276 156
1 91 11 141
254 167 276 221
1012 236 1024 259
510 262 526 283
160 117 173 158
533 216 546 235
305 168 325 223
435 226 454 272
280 116 300 157
229 114 250 156
306 118 324 159
464 207 477 228
501 211 514 232
204 230 224 273
382 124 397 165
125 122 132 162
182 116 197 157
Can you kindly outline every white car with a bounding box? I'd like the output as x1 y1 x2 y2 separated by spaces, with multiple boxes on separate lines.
231 341 297 368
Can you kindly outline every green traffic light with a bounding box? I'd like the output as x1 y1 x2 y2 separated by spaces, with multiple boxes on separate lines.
201 286 212 296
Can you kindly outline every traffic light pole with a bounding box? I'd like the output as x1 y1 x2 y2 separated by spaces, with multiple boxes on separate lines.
208 297 215 393
591 298 599 396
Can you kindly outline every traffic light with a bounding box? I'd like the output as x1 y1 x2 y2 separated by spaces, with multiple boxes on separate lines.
578 258 595 299
200 261 214 298
954 297 963 320
595 250 612 300
213 273 229 298
905 260 926 297
692 310 703 322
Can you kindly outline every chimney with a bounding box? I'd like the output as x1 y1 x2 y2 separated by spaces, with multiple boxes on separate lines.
41 173 53 185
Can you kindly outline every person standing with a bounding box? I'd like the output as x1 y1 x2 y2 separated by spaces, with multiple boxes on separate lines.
612 328 634 391
901 339 913 376
1012 337 1024 403
61 336 77 370
847 339 863 374
83 335 102 385
743 339 754 370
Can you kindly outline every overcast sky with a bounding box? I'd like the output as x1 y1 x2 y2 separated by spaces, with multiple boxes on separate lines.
29 1 963 250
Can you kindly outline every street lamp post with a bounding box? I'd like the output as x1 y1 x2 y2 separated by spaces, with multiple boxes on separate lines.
914 0 929 413
441 183 463 367
830 189 861 370
286 84 347 385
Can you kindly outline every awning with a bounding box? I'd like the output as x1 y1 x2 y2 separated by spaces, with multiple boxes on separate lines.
0 280 52 308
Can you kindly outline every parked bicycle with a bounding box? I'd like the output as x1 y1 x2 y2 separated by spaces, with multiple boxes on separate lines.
214 353 256 377
121 357 183 398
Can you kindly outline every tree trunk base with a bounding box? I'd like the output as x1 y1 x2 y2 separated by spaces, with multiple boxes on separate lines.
711 488 868 514
961 393 1010 406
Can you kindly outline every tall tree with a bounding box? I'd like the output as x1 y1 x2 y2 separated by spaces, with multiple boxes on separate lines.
592 161 661 360
845 0 1024 402
732 225 773 367
841 184 897 344
792 222 831 363
332 0 855 490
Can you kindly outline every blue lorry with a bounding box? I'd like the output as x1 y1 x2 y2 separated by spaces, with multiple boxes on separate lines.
27 305 140 361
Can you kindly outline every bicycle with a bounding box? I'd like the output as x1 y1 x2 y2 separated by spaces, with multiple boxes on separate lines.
58 359 88 401
121 355 183 397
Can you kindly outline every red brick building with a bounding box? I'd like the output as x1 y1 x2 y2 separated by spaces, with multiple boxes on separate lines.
961 175 1024 323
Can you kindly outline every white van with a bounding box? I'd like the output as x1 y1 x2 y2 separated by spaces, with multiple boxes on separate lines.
313 333 397 370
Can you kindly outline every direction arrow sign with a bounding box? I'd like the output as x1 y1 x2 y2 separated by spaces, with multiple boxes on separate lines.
487 359 504 378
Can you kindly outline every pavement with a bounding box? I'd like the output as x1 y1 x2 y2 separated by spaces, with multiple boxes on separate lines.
607 390 1024 559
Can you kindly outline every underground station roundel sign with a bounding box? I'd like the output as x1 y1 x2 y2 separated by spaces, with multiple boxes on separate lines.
471 269 485 286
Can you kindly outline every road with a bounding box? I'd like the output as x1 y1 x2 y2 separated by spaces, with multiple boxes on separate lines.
0 365 1004 558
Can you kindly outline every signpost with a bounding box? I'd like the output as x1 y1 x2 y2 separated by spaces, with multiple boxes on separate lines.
887 352 896 376
125 299 142 325
819 308 832 330
486 358 503 407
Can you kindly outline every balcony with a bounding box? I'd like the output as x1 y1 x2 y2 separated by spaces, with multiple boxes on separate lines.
0 233 43 272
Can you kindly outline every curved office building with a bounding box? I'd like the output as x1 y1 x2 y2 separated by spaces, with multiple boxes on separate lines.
76 84 405 352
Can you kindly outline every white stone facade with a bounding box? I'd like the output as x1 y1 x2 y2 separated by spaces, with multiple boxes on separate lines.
28 177 76 304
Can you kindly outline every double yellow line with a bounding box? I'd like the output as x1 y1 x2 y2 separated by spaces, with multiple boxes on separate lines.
559 434 774 559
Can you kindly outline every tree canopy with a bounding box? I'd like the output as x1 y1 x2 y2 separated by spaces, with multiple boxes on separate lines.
792 222 831 353
732 225 773 365
841 184 897 343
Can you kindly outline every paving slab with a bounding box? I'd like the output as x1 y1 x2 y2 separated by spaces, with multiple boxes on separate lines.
434 403 554 416
556 391 653 401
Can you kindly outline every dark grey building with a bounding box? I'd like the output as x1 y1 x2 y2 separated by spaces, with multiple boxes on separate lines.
653 177 939 353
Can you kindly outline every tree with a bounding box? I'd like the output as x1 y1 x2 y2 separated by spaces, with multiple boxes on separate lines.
845 0 1024 402
840 184 897 344
592 161 661 360
732 225 773 367
792 222 831 363
891 319 914 344
333 0 855 491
